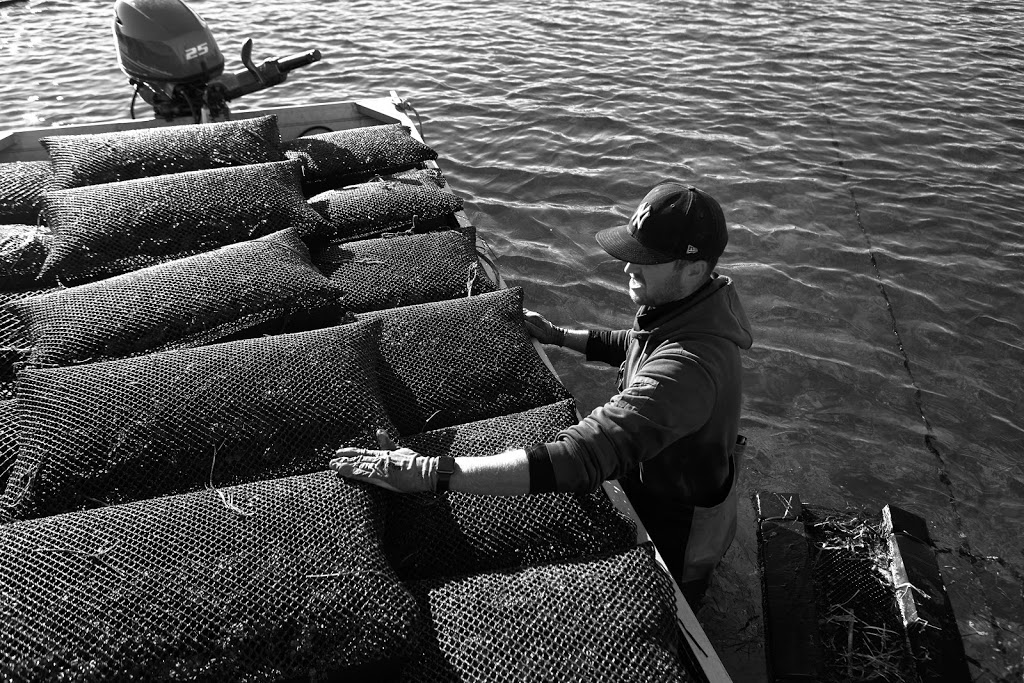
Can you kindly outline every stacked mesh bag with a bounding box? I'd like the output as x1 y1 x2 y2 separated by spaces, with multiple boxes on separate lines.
0 222 58 398
0 159 60 397
351 289 693 681
0 156 59 479
308 172 465 244
390 410 691 681
0 472 421 681
0 115 313 395
0 115 693 681
401 543 690 683
282 122 440 195
390 403 691 681
0 116 467 680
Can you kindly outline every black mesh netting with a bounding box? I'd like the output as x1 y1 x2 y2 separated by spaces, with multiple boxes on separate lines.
1 288 62 349
803 505 916 682
401 543 692 682
392 167 447 189
355 287 572 436
40 114 286 191
308 174 464 243
11 228 345 369
0 320 395 521
0 223 54 290
0 471 421 682
312 229 495 314
385 400 637 581
40 159 330 284
0 161 53 225
0 399 16 495
1 287 62 400
282 123 437 194
1 287 62 347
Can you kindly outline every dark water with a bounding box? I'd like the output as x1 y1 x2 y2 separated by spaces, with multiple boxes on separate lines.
3 0 1023 679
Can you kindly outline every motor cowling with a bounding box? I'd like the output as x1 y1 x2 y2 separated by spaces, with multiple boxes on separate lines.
113 0 225 85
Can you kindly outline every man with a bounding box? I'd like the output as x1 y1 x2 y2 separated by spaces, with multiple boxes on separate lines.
331 181 753 602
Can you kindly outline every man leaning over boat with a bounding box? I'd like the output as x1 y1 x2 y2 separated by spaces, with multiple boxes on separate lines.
331 181 754 604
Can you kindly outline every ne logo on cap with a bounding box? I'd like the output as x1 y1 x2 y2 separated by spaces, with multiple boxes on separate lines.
628 201 652 234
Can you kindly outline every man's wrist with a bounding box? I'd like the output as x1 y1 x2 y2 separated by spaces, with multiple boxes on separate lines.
435 455 456 492
553 325 568 346
561 329 590 353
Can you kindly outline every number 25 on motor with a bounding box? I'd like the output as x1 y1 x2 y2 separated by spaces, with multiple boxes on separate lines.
185 43 209 60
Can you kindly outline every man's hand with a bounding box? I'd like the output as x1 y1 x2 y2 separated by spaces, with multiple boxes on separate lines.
330 429 437 493
523 309 566 346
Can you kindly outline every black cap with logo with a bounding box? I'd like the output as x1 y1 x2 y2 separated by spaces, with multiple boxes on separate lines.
596 182 728 265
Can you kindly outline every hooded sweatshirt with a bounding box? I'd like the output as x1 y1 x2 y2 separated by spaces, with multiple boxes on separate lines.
532 274 753 502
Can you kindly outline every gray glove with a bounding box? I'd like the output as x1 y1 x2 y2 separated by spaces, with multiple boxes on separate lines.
330 430 437 493
523 309 566 346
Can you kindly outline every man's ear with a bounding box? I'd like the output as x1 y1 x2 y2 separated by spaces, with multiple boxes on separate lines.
681 260 710 280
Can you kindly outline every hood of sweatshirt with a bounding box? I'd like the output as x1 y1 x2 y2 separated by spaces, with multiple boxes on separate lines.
632 274 753 350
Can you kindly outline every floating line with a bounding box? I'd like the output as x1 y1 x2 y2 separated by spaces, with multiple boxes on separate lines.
822 117 970 550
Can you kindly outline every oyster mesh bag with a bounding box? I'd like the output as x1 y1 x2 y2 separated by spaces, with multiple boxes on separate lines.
312 229 495 314
282 123 437 194
40 114 286 190
1 287 62 400
387 400 637 581
0 399 15 495
0 161 53 225
0 224 54 290
308 175 463 243
402 543 692 683
11 228 345 369
0 471 420 682
356 287 572 435
391 167 447 189
40 159 330 284
0 320 395 521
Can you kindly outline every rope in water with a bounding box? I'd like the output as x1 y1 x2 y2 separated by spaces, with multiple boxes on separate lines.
823 116 966 537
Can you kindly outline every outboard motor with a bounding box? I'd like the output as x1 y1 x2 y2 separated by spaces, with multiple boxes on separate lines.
113 0 320 122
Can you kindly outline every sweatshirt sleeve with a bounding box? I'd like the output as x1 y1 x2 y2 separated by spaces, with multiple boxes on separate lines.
538 350 716 494
585 329 631 366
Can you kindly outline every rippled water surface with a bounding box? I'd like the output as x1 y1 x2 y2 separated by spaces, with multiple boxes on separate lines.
3 0 1023 679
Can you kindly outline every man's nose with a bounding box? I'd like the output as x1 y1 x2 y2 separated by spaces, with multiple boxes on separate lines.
624 262 640 275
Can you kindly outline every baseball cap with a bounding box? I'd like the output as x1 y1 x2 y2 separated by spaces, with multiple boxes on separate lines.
596 182 728 265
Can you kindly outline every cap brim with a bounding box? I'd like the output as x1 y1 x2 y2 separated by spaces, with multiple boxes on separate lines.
595 225 678 265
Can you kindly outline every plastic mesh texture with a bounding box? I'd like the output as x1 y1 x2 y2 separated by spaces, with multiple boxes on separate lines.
387 400 638 581
40 159 331 284
40 114 286 191
11 228 345 369
402 543 692 683
0 224 54 290
1 287 62 400
0 399 15 495
308 174 464 243
392 167 447 189
356 287 573 436
0 320 395 521
803 505 916 682
282 123 437 194
0 471 420 682
312 229 495 314
1 287 62 349
0 161 53 225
